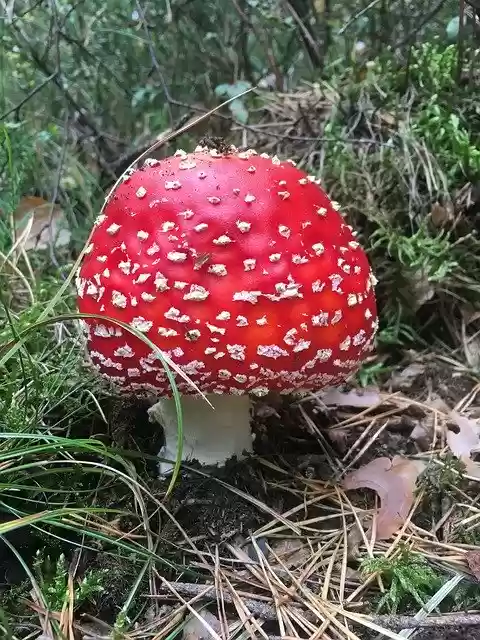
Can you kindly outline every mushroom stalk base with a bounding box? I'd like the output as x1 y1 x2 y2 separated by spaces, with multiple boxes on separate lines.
148 394 254 476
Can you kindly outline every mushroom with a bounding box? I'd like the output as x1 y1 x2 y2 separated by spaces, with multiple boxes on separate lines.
76 144 378 475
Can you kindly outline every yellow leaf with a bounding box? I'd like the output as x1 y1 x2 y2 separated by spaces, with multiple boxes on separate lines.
13 196 71 252
343 455 425 540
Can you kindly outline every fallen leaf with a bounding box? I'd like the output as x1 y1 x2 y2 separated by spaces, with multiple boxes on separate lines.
430 201 454 227
425 395 450 413
388 363 426 391
465 549 480 582
81 620 111 640
409 421 430 445
343 455 425 540
12 195 71 252
318 387 382 408
400 265 436 310
447 411 480 477
345 526 364 559
461 306 480 326
408 396 448 448
447 412 480 458
183 609 222 640
269 538 309 568
327 426 349 453
244 536 268 562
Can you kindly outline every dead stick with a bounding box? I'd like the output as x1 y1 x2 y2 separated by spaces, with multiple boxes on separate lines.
148 582 480 630
148 582 289 622
373 613 480 629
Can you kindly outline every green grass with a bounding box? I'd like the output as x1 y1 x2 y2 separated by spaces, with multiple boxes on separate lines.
360 547 443 614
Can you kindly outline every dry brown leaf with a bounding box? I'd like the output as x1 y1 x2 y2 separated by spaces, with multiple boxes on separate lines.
425 395 450 413
183 609 222 640
430 201 454 227
318 387 382 408
269 538 309 568
447 411 480 477
81 620 111 640
343 455 425 540
409 421 432 449
13 195 71 252
465 549 480 582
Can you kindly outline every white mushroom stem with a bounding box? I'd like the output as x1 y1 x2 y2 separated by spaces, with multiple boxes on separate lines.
148 393 254 476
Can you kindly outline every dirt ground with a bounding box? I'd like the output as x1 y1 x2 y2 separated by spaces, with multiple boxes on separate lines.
1 352 479 639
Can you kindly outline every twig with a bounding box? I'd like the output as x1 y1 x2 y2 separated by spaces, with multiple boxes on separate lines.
0 72 58 120
148 581 480 630
373 613 480 629
47 109 70 274
6 15 118 180
230 0 283 90
393 0 447 48
284 1 323 68
338 0 382 35
134 0 174 126
148 581 307 623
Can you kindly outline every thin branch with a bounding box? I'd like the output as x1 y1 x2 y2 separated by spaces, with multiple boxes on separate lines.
134 0 174 126
338 0 382 35
393 0 447 48
47 109 70 274
0 72 58 120
284 0 324 68
148 582 480 631
231 0 284 90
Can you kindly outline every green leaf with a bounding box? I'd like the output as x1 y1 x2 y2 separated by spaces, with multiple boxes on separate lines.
229 98 249 123
446 16 459 41
214 80 252 99
214 83 231 97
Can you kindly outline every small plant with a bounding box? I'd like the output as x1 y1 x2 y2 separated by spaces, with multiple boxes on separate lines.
355 360 391 387
406 43 457 93
360 547 443 613
412 101 480 180
33 550 106 612
418 453 467 498
214 81 252 123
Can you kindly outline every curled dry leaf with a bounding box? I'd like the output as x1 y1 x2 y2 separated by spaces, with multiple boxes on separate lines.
318 387 382 409
343 455 426 540
447 411 480 478
13 195 71 252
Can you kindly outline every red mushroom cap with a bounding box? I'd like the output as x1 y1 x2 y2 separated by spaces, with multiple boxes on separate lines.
76 146 378 398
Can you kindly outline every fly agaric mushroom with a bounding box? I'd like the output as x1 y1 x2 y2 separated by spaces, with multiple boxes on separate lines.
76 144 378 475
